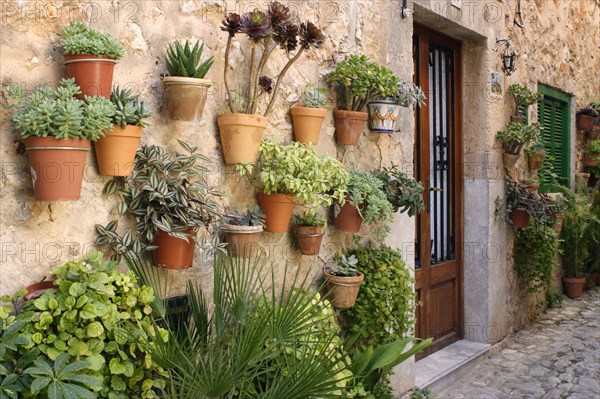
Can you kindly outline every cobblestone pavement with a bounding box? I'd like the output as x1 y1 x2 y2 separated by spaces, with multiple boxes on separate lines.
439 288 600 399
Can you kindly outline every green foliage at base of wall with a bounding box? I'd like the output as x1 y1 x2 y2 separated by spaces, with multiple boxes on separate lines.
515 221 560 294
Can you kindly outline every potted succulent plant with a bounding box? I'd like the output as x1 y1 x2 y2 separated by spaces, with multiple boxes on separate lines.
61 22 125 99
576 105 599 132
220 206 265 258
237 137 348 232
525 141 546 171
367 82 426 133
323 254 364 308
335 171 394 239
163 40 214 121
495 177 543 229
327 55 399 144
219 3 325 164
94 85 152 176
496 122 541 167
293 211 327 255
290 85 328 144
583 140 600 167
507 84 543 123
5 79 114 201
375 164 425 215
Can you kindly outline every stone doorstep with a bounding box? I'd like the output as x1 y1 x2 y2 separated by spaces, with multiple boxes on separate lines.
414 340 491 395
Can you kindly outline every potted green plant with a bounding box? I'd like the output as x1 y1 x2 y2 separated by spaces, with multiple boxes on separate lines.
61 22 125 99
495 177 547 228
237 137 348 232
522 177 540 193
290 85 328 144
102 141 224 269
293 211 327 255
525 141 546 171
163 40 214 121
323 254 364 308
5 79 115 201
94 85 152 176
219 3 325 164
335 171 394 239
220 205 265 258
507 84 543 123
576 105 599 131
496 122 541 167
375 164 425 215
367 82 426 133
583 139 600 167
327 55 399 144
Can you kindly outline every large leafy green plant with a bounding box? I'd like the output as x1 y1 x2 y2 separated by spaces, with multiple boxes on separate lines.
5 79 115 140
375 165 424 217
61 22 125 59
561 193 598 278
165 40 214 79
496 122 541 155
110 86 152 128
327 55 399 112
507 84 543 118
495 177 554 226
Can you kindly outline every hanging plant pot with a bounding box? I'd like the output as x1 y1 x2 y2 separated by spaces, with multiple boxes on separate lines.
562 277 585 299
94 125 143 176
576 114 596 131
64 54 117 99
163 77 211 121
523 182 539 193
554 212 565 233
575 172 590 190
218 114 267 165
587 126 600 140
334 199 363 233
293 225 326 255
221 224 263 258
152 229 196 269
502 152 520 168
367 101 402 133
527 152 545 171
323 270 364 308
290 103 327 144
583 155 599 167
334 110 368 145
24 137 90 201
257 192 295 233
510 115 525 123
24 279 56 300
509 208 530 228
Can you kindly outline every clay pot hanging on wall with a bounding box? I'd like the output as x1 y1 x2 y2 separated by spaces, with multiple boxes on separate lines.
575 172 590 190
24 279 57 301
510 208 530 229
562 277 585 299
334 200 363 233
334 110 368 145
293 225 326 255
502 152 520 168
163 77 211 121
323 270 364 308
290 103 327 144
367 101 402 133
527 152 545 171
221 224 263 258
583 155 599 167
218 114 268 165
152 229 197 269
64 55 117 99
257 192 295 233
24 137 90 201
576 114 596 131
94 125 143 176
554 212 565 233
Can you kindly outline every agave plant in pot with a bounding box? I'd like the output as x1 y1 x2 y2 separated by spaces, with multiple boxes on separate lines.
61 22 125 99
5 79 115 200
163 40 214 121
293 211 327 256
219 3 325 164
220 205 265 258
327 55 399 144
375 164 425 215
367 82 426 133
290 85 328 144
102 141 224 269
237 137 348 233
496 121 541 168
507 83 543 123
323 253 364 308
94 85 152 176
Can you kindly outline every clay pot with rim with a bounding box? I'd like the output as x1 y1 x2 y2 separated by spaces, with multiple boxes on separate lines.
24 137 90 201
334 109 368 145
290 103 327 144
510 115 525 123
293 225 326 255
257 192 295 233
562 277 585 299
527 152 545 171
503 152 520 168
323 269 364 308
94 125 143 176
64 54 117 99
576 114 596 131
587 126 600 140
510 208 530 228
367 100 402 133
583 155 599 167
163 76 211 121
152 229 197 269
554 212 565 233
523 182 540 193
221 224 263 258
24 279 57 301
575 172 590 190
218 114 268 165
334 198 363 233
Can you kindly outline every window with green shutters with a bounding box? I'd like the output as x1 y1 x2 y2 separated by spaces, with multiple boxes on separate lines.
537 85 571 189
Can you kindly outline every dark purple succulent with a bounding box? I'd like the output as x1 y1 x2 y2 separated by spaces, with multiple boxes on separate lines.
273 23 299 52
259 76 273 94
268 2 291 28
240 10 272 42
299 21 325 49
221 13 242 36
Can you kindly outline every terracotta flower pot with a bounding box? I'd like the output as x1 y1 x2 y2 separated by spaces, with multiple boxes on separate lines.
152 229 197 269
587 126 600 140
257 192 295 233
554 212 564 233
562 277 585 299
163 76 211 121
523 183 539 193
527 152 545 171
510 208 530 228
583 155 599 167
24 137 90 201
575 173 590 190
293 225 326 255
64 54 117 99
94 125 143 176
24 279 56 301
510 115 525 123
367 101 402 133
334 200 363 233
502 152 520 168
334 109 368 145
221 224 263 258
290 104 327 144
576 114 596 131
218 114 268 165
323 270 364 308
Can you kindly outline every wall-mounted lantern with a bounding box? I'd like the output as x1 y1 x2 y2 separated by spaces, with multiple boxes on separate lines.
496 39 517 76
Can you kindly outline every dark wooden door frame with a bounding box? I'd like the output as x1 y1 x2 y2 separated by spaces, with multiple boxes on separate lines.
413 24 464 358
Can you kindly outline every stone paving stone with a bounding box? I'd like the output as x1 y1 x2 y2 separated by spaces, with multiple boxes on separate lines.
437 288 600 399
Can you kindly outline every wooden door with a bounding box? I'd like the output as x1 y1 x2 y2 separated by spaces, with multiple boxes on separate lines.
413 25 463 358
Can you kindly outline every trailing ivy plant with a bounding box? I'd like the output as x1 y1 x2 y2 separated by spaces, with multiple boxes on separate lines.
61 22 125 59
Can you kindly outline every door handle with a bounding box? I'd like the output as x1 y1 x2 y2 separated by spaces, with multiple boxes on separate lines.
429 187 443 192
